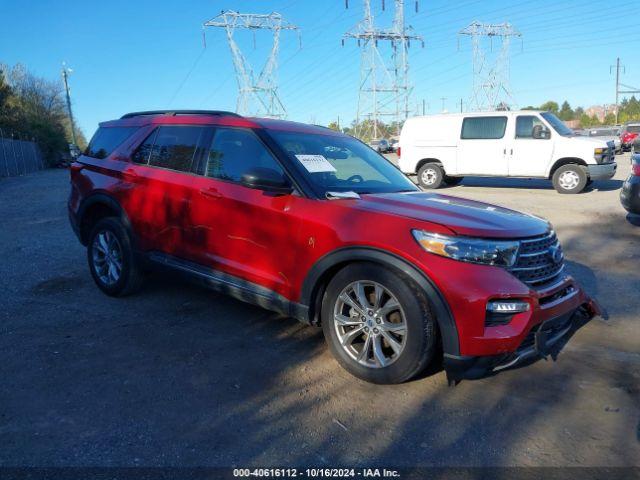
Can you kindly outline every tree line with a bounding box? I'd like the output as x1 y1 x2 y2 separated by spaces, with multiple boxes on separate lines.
523 98 640 128
0 63 86 166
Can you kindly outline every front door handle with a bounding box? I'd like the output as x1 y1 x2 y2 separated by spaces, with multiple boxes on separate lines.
122 169 139 180
199 187 222 199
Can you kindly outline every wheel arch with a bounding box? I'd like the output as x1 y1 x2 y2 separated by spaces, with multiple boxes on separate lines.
78 193 133 246
416 158 443 173
547 157 588 179
300 247 460 356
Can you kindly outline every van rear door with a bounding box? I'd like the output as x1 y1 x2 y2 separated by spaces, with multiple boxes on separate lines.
457 115 508 175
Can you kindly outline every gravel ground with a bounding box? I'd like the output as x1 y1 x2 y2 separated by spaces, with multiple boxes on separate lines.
0 157 638 468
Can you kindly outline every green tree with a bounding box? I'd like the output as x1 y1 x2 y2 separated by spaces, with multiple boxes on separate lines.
539 101 559 113
327 121 341 132
603 113 616 126
558 101 574 121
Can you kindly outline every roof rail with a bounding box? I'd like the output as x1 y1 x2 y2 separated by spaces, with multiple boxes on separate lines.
120 110 241 119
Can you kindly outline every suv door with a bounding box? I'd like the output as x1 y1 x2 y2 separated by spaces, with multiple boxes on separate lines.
122 125 209 258
188 126 301 298
508 114 554 177
457 116 509 175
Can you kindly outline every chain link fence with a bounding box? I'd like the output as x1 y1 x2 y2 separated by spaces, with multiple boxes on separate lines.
0 128 46 178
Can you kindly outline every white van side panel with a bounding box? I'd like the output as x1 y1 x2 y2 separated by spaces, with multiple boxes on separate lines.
399 116 461 174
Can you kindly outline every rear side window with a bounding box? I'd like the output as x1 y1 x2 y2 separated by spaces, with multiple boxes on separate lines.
85 127 138 159
133 126 206 172
461 117 507 139
204 128 283 182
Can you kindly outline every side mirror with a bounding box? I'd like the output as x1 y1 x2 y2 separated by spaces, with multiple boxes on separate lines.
241 167 292 194
532 125 550 139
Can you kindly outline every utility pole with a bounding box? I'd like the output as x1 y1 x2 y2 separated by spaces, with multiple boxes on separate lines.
459 21 522 111
460 98 463 112
203 11 300 118
61 63 77 146
422 98 426 115
343 0 423 140
440 97 447 112
611 57 639 124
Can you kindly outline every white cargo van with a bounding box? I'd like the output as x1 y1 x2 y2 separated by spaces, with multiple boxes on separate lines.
398 111 617 193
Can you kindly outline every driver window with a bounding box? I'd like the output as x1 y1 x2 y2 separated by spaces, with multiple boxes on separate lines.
515 116 547 139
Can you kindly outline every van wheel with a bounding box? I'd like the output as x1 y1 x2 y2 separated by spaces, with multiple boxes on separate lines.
552 165 587 194
417 163 444 189
445 176 463 186
87 217 144 296
321 263 436 384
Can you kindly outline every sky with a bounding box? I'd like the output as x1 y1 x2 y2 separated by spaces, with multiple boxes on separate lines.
2 0 639 137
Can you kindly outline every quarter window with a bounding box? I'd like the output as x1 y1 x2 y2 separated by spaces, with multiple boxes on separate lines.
204 128 283 182
461 117 507 140
516 116 546 139
132 126 205 171
85 127 138 159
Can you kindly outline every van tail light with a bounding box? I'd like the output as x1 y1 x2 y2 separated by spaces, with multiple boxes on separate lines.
397 146 401 158
633 163 640 176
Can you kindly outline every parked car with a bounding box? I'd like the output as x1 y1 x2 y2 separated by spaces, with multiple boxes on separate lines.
399 111 617 193
368 138 390 153
69 110 600 384
620 153 640 214
389 138 399 153
621 122 640 152
587 127 622 154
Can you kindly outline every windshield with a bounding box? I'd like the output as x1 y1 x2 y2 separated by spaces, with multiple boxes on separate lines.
541 112 574 137
270 131 418 196
627 125 640 133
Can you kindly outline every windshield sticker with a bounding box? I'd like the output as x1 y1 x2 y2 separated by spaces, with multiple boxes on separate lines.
295 154 337 173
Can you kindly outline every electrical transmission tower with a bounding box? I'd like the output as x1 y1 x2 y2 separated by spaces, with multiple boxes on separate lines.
611 57 640 124
459 21 521 111
343 0 423 140
203 11 300 118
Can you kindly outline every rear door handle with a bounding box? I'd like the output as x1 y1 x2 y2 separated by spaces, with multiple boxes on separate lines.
199 187 222 199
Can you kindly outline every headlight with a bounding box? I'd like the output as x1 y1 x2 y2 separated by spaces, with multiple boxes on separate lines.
412 230 520 267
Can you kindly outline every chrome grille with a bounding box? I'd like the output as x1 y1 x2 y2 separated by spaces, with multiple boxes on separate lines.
509 231 565 287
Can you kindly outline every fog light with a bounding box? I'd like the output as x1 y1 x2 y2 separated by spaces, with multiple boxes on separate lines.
487 300 530 313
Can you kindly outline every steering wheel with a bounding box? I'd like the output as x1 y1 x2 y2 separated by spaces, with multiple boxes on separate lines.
346 174 364 183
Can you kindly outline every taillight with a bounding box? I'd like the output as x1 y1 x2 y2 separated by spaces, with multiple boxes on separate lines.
397 146 401 158
633 163 640 176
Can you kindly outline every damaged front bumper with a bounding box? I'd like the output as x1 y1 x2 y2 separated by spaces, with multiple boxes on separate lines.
443 298 602 383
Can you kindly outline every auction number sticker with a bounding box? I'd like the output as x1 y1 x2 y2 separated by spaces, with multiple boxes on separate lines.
295 154 337 173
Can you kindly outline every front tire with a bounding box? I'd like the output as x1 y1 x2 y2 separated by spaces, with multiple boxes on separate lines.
321 263 437 384
87 217 144 296
417 163 444 189
552 164 587 194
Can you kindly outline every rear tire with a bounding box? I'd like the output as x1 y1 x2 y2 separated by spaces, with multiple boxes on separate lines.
552 164 587 194
321 263 437 384
87 217 144 296
417 163 444 189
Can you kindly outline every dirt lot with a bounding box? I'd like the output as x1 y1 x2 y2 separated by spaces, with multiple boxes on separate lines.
1 156 639 468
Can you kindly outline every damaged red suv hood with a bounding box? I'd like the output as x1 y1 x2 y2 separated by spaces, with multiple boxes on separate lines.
357 191 550 239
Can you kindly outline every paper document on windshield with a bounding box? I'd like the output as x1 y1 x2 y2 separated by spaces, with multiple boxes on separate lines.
295 154 337 173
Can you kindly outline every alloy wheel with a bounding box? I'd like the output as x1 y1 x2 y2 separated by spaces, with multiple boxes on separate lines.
91 230 123 286
333 280 407 368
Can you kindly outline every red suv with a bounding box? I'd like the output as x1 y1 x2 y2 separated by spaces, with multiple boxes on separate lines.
69 110 600 384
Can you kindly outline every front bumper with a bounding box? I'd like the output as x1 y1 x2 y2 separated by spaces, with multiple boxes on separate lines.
620 175 640 214
588 162 616 180
444 296 601 382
